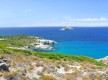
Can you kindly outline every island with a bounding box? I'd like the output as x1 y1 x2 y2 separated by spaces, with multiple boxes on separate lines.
0 35 107 80
60 26 73 30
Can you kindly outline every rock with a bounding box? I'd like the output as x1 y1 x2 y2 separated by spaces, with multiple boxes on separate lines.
6 72 27 80
23 69 27 73
97 56 108 64
7 75 13 80
0 60 4 63
0 63 9 71
17 63 23 67
13 73 25 80
37 71 43 76
2 58 10 62
0 58 10 63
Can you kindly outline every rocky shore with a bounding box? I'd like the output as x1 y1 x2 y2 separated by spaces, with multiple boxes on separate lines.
30 39 56 50
97 56 108 65
1 35 56 51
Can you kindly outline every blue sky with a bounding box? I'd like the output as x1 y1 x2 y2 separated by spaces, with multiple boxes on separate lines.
0 0 108 27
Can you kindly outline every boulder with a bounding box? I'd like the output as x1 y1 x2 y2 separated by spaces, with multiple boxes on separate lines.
0 63 9 71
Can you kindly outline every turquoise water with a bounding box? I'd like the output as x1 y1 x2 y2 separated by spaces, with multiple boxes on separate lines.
55 42 108 59
0 27 108 58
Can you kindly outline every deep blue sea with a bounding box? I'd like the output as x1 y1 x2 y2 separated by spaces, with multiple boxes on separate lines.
0 27 108 59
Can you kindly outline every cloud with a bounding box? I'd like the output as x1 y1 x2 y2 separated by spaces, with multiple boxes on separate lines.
14 17 108 27
50 17 108 22
64 17 108 22
44 17 108 26
73 17 107 22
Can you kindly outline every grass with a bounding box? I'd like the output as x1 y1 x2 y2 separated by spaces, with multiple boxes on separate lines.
0 35 105 67
0 35 39 47
34 52 105 66
0 48 105 66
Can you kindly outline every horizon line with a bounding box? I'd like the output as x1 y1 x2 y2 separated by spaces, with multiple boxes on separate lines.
0 26 108 28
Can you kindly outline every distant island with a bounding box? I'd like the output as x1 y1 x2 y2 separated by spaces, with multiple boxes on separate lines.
0 35 108 80
60 26 73 30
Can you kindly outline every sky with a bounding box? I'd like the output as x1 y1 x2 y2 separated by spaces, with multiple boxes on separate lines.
0 0 108 27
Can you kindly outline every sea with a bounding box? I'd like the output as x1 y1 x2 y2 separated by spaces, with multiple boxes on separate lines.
0 27 108 59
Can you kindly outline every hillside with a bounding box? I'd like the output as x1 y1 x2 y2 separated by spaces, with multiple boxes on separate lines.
0 35 107 80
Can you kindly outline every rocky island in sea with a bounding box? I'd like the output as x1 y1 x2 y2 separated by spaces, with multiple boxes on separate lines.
0 35 107 80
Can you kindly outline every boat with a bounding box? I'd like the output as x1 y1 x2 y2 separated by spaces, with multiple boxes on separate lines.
60 26 73 30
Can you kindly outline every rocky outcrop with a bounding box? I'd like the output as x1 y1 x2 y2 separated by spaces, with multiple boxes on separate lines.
0 63 9 71
0 57 10 72
97 56 108 64
27 39 56 50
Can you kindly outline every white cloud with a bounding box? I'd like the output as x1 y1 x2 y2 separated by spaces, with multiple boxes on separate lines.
55 17 108 26
9 17 108 27
64 17 108 22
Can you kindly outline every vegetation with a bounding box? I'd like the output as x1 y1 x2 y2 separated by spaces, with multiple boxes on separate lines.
0 48 104 66
0 35 105 66
0 35 107 80
0 35 39 47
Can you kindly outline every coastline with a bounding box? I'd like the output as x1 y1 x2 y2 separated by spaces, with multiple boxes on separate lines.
0 35 108 79
0 27 108 59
